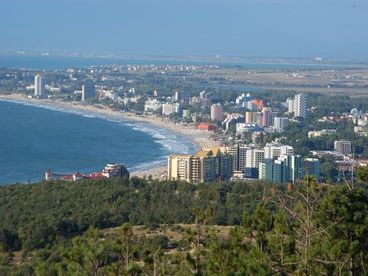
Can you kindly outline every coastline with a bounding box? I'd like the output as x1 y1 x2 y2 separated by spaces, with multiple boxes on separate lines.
0 93 220 179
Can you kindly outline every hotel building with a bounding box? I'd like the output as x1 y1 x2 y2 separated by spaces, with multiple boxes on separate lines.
259 155 303 184
211 104 224 121
34 74 45 98
227 144 251 173
287 93 307 118
168 147 233 183
82 80 96 101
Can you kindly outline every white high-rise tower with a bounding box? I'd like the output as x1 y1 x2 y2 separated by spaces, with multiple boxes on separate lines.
294 93 307 118
34 74 45 98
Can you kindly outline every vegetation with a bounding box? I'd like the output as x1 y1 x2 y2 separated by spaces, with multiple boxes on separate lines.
0 176 368 275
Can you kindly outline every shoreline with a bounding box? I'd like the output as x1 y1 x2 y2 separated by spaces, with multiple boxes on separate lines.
0 93 221 179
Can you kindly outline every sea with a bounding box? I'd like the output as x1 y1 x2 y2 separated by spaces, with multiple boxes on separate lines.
0 100 197 185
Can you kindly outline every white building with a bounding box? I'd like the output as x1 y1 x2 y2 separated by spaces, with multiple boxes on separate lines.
236 123 262 135
294 93 307 118
308 129 336 138
334 140 352 155
286 93 307 118
264 143 294 159
144 99 163 113
34 74 45 97
235 93 251 107
162 103 181 116
246 149 265 168
273 117 289 130
286 97 295 114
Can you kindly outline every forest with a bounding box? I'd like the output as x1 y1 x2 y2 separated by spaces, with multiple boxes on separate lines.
0 170 368 275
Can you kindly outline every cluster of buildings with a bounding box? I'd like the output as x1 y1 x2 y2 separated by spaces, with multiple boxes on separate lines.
45 163 129 182
144 90 224 120
144 98 183 116
310 140 368 176
221 93 307 138
228 141 320 184
32 74 96 102
316 108 368 137
168 141 321 184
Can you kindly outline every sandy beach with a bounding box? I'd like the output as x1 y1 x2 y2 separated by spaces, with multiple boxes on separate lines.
0 93 221 179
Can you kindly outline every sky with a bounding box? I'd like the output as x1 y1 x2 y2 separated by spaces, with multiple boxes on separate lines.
0 0 367 59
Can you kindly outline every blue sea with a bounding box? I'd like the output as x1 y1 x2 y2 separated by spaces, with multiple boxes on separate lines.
0 100 197 185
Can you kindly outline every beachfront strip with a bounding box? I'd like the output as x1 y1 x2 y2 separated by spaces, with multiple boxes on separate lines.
2 66 368 184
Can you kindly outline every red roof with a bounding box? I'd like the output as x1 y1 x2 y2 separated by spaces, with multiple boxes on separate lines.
86 172 105 179
197 123 216 131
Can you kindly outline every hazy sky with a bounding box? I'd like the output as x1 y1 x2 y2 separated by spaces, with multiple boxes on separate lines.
0 0 367 59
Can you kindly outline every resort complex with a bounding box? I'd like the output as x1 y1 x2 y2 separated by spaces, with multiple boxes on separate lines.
44 163 130 182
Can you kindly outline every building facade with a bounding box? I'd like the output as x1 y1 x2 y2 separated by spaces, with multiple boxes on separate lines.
34 74 45 98
259 155 303 184
273 117 289 130
294 93 307 118
167 148 233 183
245 149 265 169
304 158 321 179
334 140 352 154
162 103 181 116
82 80 96 101
264 143 294 159
211 104 224 121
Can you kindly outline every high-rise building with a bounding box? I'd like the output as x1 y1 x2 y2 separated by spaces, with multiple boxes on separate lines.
261 107 275 127
218 153 234 180
211 104 224 121
304 158 321 179
167 147 233 183
286 97 295 114
34 74 45 98
264 143 294 159
245 149 265 169
174 91 181 101
289 155 304 183
227 144 250 173
245 111 258 124
334 140 352 154
294 93 307 118
273 117 289 130
287 94 307 118
259 155 303 184
167 154 193 182
196 150 217 182
82 80 96 101
227 145 239 173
